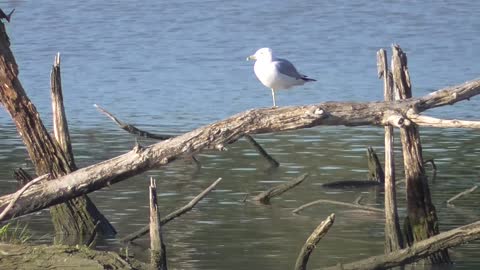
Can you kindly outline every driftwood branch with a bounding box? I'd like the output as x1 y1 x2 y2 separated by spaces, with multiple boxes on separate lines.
292 199 383 214
149 178 167 270
1 78 480 221
324 220 480 270
121 177 222 242
294 213 335 270
446 185 478 207
252 173 308 204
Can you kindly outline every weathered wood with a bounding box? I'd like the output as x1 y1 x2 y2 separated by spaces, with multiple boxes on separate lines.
0 78 480 220
51 52 75 168
366 146 384 183
0 21 115 238
377 48 403 253
324 220 480 270
121 178 222 242
252 173 308 204
0 243 146 270
391 44 449 263
446 185 478 207
149 178 167 270
294 214 335 270
292 199 383 214
244 134 279 167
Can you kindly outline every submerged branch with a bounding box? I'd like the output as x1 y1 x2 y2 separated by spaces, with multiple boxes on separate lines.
292 199 383 214
121 177 222 242
252 173 308 204
294 214 335 270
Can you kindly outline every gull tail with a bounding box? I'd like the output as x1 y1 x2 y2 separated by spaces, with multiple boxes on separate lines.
301 75 316 82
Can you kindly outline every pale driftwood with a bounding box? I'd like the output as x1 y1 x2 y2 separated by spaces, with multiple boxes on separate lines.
121 177 222 242
149 178 167 270
1 77 480 220
292 199 383 214
378 48 403 252
244 134 279 167
0 174 48 220
294 214 335 270
447 185 478 207
51 53 75 168
252 173 308 204
407 114 480 129
392 44 449 263
324 220 480 270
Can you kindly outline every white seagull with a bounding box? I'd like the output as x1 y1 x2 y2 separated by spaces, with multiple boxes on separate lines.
247 48 316 107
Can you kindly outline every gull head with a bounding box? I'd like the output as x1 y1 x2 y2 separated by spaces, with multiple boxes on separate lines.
246 47 273 62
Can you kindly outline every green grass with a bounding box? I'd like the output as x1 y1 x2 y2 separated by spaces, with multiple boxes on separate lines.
0 222 32 244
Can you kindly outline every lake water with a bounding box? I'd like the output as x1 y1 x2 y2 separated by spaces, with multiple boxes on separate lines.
0 0 479 269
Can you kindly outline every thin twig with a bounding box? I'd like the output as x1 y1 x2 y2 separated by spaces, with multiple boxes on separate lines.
0 174 49 221
121 177 222 242
292 199 383 214
447 185 478 207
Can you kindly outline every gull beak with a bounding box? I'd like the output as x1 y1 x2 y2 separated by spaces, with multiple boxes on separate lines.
246 55 256 61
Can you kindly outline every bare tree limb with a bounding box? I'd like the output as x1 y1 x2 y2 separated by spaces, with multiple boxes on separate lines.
94 104 174 140
324 220 480 270
121 177 222 242
408 113 480 129
252 173 308 204
447 185 478 207
294 213 335 270
149 177 167 270
292 199 383 214
244 134 279 167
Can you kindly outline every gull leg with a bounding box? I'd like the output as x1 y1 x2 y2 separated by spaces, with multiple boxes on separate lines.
271 89 277 108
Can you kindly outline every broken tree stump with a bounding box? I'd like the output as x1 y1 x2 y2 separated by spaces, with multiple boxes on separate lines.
0 20 115 242
149 178 167 270
377 48 403 252
391 44 449 263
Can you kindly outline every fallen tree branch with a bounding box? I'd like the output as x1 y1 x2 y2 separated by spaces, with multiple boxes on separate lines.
408 113 480 129
0 174 48 221
94 104 174 140
446 185 478 207
294 213 335 270
324 220 480 270
0 79 480 221
121 177 222 242
252 173 308 204
292 199 383 214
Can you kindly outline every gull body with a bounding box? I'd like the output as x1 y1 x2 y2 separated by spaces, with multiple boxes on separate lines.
247 48 315 107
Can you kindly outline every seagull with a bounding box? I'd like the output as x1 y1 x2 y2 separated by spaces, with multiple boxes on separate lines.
247 48 316 107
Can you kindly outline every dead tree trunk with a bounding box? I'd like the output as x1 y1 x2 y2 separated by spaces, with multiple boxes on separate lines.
0 21 115 239
391 44 450 263
377 49 403 252
149 178 167 270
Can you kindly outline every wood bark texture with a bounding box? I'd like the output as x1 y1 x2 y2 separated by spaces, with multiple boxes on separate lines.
149 178 167 270
324 220 480 270
0 21 115 238
391 44 449 263
378 48 403 252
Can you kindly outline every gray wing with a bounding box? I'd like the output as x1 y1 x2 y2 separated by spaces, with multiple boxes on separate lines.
273 58 304 79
